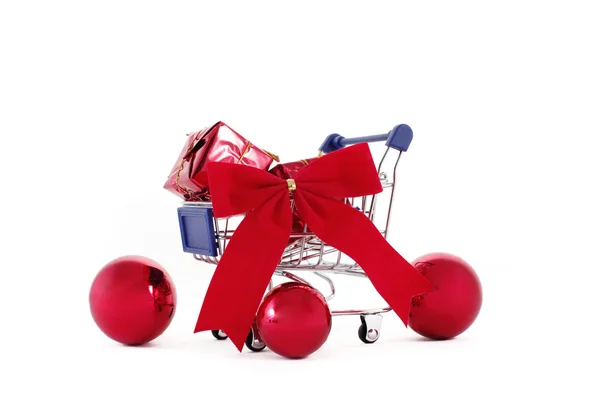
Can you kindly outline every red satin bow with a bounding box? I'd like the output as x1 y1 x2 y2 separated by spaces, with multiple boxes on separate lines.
194 143 434 351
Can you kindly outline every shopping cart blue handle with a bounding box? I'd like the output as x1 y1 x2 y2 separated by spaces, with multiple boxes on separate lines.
318 124 414 154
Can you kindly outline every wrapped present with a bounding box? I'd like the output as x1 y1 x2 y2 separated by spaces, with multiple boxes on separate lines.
269 158 317 180
269 158 318 245
164 122 278 201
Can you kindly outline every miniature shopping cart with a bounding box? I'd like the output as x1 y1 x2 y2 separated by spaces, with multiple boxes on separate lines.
176 124 414 351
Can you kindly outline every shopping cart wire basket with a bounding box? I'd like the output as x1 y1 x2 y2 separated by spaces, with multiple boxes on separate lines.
177 124 414 348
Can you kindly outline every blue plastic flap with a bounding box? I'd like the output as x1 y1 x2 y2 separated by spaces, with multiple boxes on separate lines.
177 207 218 256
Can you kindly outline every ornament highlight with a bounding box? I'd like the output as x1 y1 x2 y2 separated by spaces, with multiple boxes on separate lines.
409 252 482 340
256 282 332 359
89 255 177 345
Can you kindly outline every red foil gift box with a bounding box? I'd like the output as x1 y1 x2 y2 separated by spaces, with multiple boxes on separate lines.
269 158 318 245
164 122 278 201
269 158 317 181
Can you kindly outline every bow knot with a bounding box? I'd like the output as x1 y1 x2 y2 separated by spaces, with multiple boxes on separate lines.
286 178 297 192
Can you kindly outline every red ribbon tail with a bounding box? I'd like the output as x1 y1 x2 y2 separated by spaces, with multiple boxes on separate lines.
194 193 291 351
295 192 435 326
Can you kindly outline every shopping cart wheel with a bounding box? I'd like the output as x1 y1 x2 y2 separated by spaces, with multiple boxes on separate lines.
211 330 228 340
358 314 383 344
245 327 266 352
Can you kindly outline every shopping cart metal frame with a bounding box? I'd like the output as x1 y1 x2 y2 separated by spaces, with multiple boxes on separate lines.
177 124 415 350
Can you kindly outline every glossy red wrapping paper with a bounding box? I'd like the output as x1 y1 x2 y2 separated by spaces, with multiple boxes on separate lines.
164 121 277 201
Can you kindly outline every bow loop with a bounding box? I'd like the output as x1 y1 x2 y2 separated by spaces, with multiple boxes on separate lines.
206 162 288 217
295 143 383 199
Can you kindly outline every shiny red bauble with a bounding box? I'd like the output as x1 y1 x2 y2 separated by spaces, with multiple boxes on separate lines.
89 255 177 345
409 253 482 340
256 282 331 359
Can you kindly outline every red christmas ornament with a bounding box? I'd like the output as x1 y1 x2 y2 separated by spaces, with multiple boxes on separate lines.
89 255 177 345
409 253 482 340
256 282 332 359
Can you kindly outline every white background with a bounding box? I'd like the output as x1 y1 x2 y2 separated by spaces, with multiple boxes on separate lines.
1 1 599 399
